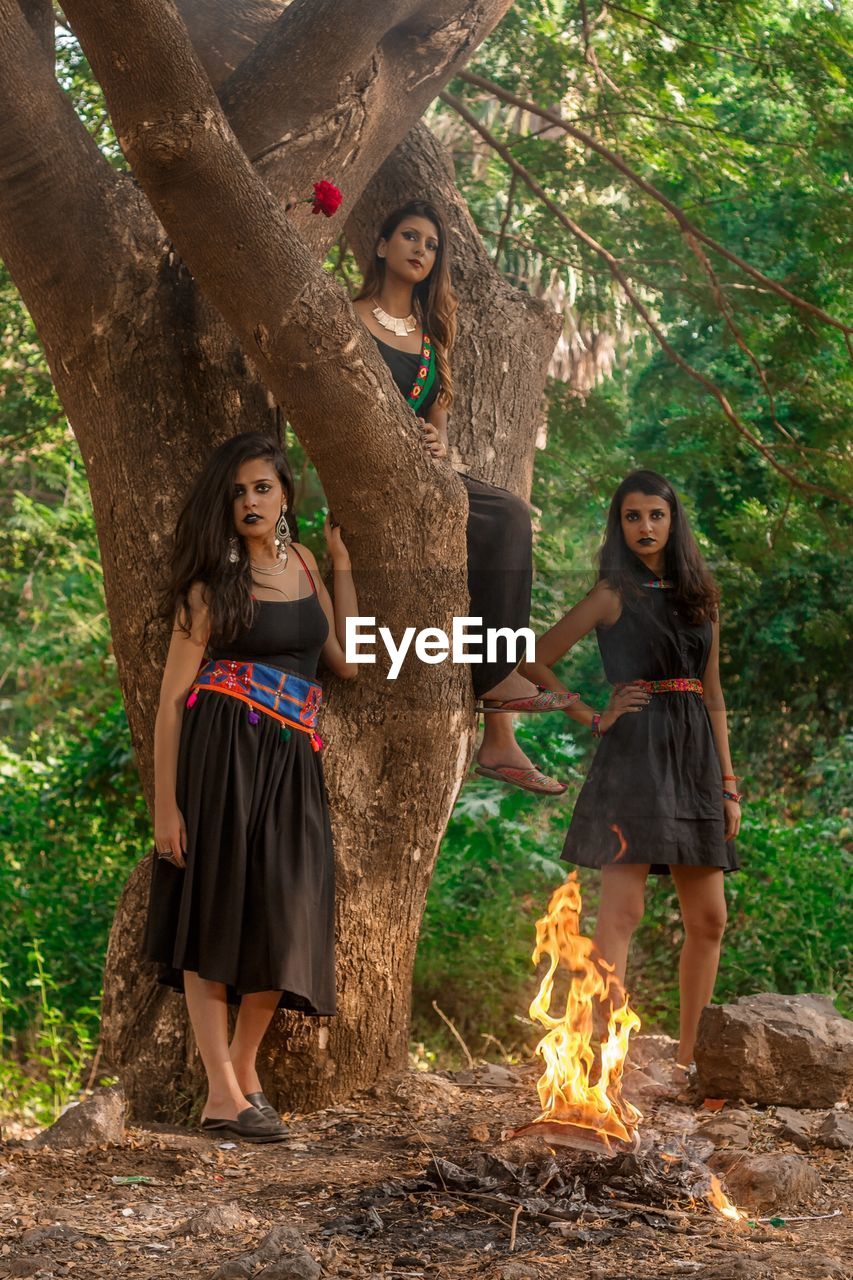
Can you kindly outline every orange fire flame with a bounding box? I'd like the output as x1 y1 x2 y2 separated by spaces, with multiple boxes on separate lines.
705 1173 746 1221
528 874 642 1150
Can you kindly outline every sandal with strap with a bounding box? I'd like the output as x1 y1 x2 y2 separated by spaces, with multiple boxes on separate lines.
477 689 580 714
474 763 568 796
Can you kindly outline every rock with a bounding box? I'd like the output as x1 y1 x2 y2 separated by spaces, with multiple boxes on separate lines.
213 1263 255 1280
629 1034 678 1069
695 994 853 1107
815 1110 853 1150
500 1264 539 1280
20 1225 82 1246
28 1085 125 1150
774 1106 813 1150
255 1227 305 1260
709 1151 822 1212
695 1118 750 1149
211 1226 310 1280
175 1202 258 1237
7 1257 51 1277
256 1252 322 1280
622 1067 671 1105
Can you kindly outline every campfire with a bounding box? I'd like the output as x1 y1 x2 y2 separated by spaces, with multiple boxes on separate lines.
504 873 745 1222
522 874 641 1153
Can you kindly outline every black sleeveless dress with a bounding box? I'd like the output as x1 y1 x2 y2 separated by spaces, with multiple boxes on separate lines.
562 573 738 876
143 566 336 1014
373 336 532 697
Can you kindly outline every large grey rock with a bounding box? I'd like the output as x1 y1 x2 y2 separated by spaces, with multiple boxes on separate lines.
709 1150 822 1212
694 994 853 1107
29 1085 125 1149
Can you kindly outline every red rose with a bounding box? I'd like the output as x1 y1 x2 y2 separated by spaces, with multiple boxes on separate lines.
312 180 343 217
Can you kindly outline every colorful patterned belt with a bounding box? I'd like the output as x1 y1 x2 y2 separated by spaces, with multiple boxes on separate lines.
186 659 324 750
617 677 703 695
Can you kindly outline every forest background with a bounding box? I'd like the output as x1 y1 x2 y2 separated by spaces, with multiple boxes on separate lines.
0 0 850 1124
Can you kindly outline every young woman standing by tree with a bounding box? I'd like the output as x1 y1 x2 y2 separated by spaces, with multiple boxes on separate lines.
145 433 358 1141
525 471 741 1066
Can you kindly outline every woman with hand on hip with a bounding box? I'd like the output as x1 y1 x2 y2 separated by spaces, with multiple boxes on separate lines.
353 200 575 797
525 470 741 1066
145 431 359 1141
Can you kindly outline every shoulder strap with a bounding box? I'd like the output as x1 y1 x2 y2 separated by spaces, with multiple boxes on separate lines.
291 545 317 594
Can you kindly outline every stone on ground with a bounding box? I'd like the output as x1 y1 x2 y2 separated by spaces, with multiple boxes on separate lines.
28 1084 125 1150
694 994 853 1107
175 1201 258 1237
709 1150 822 1212
774 1106 814 1150
815 1109 853 1150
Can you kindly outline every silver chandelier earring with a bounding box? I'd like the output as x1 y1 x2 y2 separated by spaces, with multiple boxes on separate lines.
275 507 292 561
227 536 240 564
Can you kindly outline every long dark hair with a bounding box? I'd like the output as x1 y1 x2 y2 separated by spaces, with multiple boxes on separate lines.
355 200 458 407
160 432 295 645
598 470 719 623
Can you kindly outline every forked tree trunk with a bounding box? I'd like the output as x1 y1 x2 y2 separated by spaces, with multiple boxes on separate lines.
0 0 558 1118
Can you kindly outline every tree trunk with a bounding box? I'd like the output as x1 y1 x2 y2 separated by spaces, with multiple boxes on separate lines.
1 0 558 1119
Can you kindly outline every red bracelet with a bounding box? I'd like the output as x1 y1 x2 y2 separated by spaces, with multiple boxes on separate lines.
591 713 602 738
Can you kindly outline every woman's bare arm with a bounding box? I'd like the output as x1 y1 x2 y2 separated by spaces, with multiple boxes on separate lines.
153 584 210 865
524 580 649 733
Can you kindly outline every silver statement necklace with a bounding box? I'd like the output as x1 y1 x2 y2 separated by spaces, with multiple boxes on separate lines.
372 301 417 337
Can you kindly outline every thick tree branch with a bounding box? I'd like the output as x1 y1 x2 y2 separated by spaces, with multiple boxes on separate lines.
458 71 853 343
191 0 516 257
0 0 127 345
20 0 53 60
218 0 424 157
442 91 850 505
175 0 285 86
61 0 464 536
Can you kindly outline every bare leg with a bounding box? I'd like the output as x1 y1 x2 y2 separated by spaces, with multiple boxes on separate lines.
183 972 250 1121
481 668 539 702
477 712 536 770
670 866 727 1065
593 864 650 984
229 990 282 1096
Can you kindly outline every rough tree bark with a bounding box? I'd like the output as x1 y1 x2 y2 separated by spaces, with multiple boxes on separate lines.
0 0 557 1116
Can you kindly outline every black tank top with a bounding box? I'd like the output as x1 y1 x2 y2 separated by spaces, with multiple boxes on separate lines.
209 549 329 679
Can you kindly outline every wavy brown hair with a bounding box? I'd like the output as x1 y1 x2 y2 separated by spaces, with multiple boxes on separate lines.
160 432 296 646
598 470 720 624
355 200 458 407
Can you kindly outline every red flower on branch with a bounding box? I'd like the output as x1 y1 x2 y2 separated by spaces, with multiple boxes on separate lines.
311 180 343 217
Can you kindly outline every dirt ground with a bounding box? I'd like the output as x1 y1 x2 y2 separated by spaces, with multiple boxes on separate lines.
1 1056 851 1280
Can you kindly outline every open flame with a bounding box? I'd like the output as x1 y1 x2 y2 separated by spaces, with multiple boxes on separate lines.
705 1173 747 1221
527 874 642 1152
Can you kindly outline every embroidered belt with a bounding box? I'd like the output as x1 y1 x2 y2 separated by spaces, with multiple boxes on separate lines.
186 659 324 750
617 677 703 695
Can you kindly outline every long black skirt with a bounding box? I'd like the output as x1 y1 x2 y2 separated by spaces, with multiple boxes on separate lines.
143 690 336 1014
462 474 533 697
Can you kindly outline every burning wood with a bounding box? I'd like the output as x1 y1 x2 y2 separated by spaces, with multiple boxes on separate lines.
505 874 641 1153
501 875 745 1222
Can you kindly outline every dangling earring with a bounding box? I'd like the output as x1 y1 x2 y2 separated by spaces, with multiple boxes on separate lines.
275 507 292 563
228 536 240 564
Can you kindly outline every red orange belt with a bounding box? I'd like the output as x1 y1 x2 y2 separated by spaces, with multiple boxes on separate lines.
616 677 703 695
